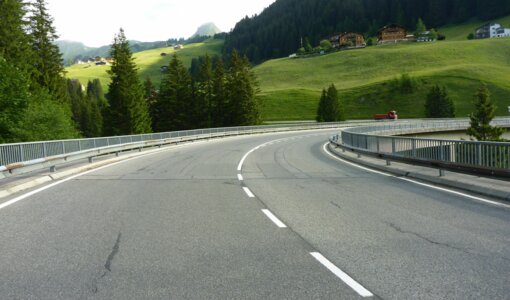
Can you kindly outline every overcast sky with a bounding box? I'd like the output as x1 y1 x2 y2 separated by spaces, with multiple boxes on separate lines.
47 0 276 47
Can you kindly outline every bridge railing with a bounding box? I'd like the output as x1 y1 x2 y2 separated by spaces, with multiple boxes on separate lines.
330 118 510 177
1 121 374 178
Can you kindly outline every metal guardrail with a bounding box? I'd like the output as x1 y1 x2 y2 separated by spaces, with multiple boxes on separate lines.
0 121 375 179
330 118 510 177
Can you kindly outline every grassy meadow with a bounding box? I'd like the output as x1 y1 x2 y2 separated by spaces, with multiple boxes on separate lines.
65 38 223 91
254 37 510 120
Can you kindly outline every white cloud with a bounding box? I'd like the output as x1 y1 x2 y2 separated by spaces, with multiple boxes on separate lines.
46 0 276 47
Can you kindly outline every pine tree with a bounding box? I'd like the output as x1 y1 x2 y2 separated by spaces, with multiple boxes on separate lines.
316 89 327 122
27 0 67 103
105 29 152 135
86 79 106 137
0 56 29 143
211 59 227 127
67 79 86 133
0 0 32 74
86 79 108 109
196 54 214 128
425 85 455 118
154 54 193 131
324 84 344 122
225 50 260 126
415 18 427 34
143 77 158 127
467 84 505 141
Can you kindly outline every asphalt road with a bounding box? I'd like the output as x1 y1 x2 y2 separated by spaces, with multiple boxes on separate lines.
0 129 508 299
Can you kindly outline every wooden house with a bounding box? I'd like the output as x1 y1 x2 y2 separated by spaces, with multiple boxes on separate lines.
330 32 366 48
377 24 407 44
339 32 366 48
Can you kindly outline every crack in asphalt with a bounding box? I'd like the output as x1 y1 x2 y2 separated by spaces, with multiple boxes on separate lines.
387 222 510 263
92 232 122 294
105 232 122 272
330 201 342 210
386 222 472 254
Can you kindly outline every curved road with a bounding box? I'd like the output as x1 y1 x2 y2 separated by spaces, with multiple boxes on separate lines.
0 129 508 299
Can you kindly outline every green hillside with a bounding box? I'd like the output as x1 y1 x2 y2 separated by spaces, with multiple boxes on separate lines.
254 37 510 120
65 38 223 90
439 15 510 41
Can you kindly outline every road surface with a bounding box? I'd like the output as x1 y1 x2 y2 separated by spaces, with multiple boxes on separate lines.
0 129 508 299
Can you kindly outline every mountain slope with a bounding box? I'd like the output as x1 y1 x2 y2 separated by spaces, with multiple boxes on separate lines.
254 37 510 120
65 38 223 91
57 40 169 65
224 0 510 63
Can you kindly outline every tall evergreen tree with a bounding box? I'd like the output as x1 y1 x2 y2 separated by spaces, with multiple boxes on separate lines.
324 84 344 122
467 84 505 141
67 79 86 133
0 0 32 74
0 56 29 143
143 77 158 127
211 59 227 127
424 85 455 118
105 28 152 135
225 50 260 126
27 0 67 103
196 54 214 128
154 54 193 131
86 79 106 137
86 79 108 109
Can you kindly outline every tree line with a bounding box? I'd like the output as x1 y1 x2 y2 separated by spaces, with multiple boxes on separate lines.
316 82 504 141
224 0 510 63
104 29 260 136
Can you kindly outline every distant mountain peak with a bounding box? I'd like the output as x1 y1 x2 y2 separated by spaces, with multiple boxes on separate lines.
191 22 222 38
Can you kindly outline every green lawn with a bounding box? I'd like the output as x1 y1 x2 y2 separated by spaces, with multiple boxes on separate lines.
254 37 510 121
65 38 223 91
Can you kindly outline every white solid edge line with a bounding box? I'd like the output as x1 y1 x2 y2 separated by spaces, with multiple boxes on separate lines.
237 132 332 172
243 187 255 198
323 143 510 209
261 209 287 228
322 143 392 177
237 174 244 181
0 142 207 212
310 252 373 298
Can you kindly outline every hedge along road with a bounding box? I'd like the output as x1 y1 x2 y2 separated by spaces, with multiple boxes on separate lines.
0 129 508 299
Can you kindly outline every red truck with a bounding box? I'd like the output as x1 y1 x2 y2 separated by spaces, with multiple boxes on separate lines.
374 111 398 120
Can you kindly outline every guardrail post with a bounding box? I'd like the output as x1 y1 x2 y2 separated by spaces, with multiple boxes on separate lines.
50 165 56 172
477 144 482 166
439 141 445 176
391 138 396 155
19 144 24 162
43 143 47 157
62 141 66 154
